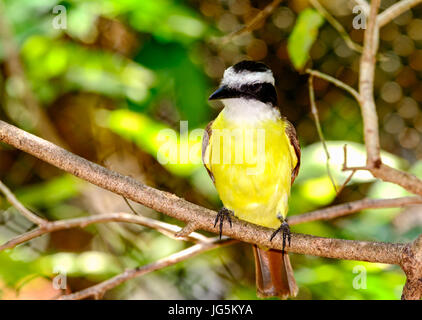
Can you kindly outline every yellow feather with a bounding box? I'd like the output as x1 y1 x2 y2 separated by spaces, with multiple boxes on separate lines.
206 112 297 229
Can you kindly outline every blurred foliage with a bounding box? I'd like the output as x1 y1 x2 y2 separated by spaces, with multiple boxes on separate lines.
287 8 324 70
0 0 422 300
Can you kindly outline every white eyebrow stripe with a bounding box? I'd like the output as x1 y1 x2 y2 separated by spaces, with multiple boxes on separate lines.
221 67 275 87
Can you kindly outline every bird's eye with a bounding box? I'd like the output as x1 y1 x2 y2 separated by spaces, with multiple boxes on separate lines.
242 83 261 93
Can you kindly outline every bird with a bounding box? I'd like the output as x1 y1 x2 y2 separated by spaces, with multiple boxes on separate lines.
202 60 300 299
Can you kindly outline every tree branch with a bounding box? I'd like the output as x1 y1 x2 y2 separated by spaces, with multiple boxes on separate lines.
2 185 419 253
370 164 422 196
2 119 422 298
0 0 420 301
308 4 422 199
308 74 337 192
0 120 414 264
378 0 422 28
303 0 422 298
343 145 422 197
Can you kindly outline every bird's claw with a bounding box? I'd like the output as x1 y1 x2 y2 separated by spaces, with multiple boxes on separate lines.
270 218 291 254
214 207 234 239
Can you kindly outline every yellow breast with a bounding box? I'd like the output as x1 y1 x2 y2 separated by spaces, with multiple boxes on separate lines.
205 112 297 229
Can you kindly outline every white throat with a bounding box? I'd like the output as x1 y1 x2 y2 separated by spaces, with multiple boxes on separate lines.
222 98 280 123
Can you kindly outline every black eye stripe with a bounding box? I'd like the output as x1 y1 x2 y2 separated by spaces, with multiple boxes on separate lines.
240 82 271 92
211 83 278 108
239 83 278 106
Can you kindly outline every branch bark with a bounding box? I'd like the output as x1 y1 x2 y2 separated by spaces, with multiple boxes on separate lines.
401 234 422 300
358 0 381 167
370 164 422 196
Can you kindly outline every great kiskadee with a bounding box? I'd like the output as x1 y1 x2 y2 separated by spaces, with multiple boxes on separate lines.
202 60 300 298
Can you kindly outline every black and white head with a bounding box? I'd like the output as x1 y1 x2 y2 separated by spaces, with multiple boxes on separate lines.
209 60 278 107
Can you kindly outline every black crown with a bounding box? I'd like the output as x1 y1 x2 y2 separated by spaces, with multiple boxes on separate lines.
232 60 270 73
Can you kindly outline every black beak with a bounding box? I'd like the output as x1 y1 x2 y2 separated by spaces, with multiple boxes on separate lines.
208 85 235 100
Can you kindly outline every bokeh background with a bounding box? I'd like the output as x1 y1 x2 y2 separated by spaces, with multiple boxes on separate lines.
0 0 422 300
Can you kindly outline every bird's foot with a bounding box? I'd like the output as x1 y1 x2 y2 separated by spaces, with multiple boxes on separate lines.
214 207 234 239
270 216 291 254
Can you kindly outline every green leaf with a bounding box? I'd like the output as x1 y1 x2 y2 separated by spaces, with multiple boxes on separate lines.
287 8 325 70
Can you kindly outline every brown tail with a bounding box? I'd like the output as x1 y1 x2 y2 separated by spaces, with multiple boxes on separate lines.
252 245 298 299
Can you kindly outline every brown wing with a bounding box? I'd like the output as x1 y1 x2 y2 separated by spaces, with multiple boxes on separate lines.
202 120 215 183
285 119 301 185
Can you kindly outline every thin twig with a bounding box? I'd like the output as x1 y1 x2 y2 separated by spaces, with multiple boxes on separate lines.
122 197 140 215
289 196 422 225
308 75 337 192
336 170 357 197
342 143 349 171
335 144 357 196
310 0 363 53
341 145 422 196
342 144 368 172
175 222 198 238
378 0 422 27
305 69 361 102
0 212 210 251
0 180 48 227
220 0 282 43
59 238 236 300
